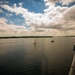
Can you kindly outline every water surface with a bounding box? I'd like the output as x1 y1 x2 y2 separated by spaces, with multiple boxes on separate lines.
0 37 74 75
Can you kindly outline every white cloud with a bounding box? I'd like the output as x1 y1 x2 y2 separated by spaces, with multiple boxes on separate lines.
6 13 13 16
61 0 74 5
63 5 75 21
44 0 58 4
0 18 30 36
18 2 23 7
0 9 3 13
10 21 14 24
5 1 9 4
0 18 7 25
0 1 75 36
44 0 74 5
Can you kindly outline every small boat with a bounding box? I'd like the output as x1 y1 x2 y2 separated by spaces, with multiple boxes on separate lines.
33 38 36 44
34 42 36 44
51 40 55 43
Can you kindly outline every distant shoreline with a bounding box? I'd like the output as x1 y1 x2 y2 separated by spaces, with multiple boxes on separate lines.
0 36 75 39
0 36 53 39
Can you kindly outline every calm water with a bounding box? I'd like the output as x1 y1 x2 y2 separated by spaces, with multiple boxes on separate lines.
0 37 75 75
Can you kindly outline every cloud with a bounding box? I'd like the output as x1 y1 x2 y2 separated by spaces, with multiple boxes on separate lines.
0 9 3 13
61 0 74 5
44 0 74 5
5 1 9 4
0 1 75 36
44 0 58 3
6 13 13 16
0 18 30 36
63 5 75 21
18 2 23 7
0 18 7 25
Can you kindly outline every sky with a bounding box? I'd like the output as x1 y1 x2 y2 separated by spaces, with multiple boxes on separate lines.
0 0 75 36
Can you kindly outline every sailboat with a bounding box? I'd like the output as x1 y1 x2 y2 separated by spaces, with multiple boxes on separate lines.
34 38 36 44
